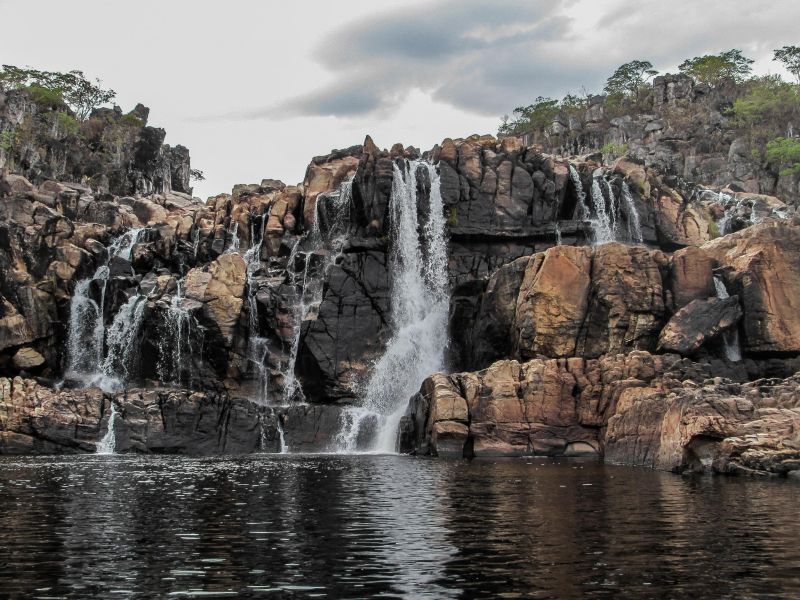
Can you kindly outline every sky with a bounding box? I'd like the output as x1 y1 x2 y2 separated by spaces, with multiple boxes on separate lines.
1 0 798 198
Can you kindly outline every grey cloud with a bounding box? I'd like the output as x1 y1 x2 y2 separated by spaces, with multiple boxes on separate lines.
257 0 800 120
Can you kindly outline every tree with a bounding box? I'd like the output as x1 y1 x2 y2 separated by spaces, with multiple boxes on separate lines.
506 97 560 134
0 65 115 120
678 49 754 85
604 60 658 103
774 46 800 84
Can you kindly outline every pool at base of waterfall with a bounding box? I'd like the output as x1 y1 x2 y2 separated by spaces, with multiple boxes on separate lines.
1 455 799 599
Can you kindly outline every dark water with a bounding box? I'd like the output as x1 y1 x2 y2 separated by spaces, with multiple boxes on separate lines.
0 455 798 599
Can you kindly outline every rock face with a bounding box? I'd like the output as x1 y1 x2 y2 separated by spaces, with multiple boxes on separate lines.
605 375 800 475
2 83 800 471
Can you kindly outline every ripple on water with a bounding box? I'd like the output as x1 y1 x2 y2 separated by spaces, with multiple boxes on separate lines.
0 454 799 599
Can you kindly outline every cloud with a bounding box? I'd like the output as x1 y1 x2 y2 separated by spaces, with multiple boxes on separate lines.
249 0 800 120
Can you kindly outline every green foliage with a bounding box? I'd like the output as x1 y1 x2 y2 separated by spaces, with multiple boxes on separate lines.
0 65 115 120
120 113 144 127
0 130 15 153
604 60 658 103
600 142 628 156
447 206 458 227
678 49 753 85
733 76 800 126
504 96 560 135
54 112 81 137
774 46 800 84
707 218 720 239
766 137 800 177
26 84 65 109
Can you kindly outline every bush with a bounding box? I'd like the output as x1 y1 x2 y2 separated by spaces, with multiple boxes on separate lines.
600 142 628 157
766 137 800 176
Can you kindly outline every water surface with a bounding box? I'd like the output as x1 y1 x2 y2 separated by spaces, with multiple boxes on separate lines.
0 455 797 598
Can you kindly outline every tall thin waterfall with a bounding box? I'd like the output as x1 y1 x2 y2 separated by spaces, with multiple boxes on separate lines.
282 179 353 404
243 213 270 403
66 228 145 390
714 277 742 362
621 182 644 243
338 160 449 453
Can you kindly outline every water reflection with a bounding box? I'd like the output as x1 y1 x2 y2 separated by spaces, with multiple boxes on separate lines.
0 455 798 598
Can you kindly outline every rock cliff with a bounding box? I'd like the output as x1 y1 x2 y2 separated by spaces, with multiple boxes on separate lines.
1 77 800 476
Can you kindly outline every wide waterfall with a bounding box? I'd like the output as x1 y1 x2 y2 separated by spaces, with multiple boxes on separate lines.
66 228 146 391
714 277 743 362
338 160 449 453
569 165 643 245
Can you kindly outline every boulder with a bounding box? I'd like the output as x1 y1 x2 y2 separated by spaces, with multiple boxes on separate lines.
658 296 743 355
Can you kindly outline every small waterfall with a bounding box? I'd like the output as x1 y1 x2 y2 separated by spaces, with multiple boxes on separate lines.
589 177 615 245
66 228 145 389
191 225 201 259
226 222 240 254
282 179 353 404
621 182 643 243
243 213 270 403
96 403 118 455
714 277 742 362
157 280 198 386
97 293 147 390
276 417 288 454
554 222 562 245
570 165 643 245
337 160 449 453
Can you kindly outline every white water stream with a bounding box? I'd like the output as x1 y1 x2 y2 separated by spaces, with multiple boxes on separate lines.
337 161 449 453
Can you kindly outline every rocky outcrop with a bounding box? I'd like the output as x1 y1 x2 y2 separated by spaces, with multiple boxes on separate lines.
402 352 800 474
657 297 742 355
605 375 800 476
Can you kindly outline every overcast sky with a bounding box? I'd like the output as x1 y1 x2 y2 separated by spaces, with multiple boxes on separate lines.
1 0 798 198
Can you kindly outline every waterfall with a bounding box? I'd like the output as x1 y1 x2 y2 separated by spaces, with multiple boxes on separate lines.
243 213 270 404
621 182 643 243
589 178 615 245
97 293 147 390
226 222 240 254
96 403 118 455
157 280 198 386
714 277 742 362
66 228 145 390
282 179 353 404
337 160 449 453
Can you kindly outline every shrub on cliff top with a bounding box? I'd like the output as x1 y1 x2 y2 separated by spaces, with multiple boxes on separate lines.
774 46 800 84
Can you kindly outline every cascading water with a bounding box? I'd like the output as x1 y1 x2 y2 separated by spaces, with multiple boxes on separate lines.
97 293 147 389
226 222 240 254
243 213 270 404
569 165 642 245
156 280 198 386
96 403 118 455
590 177 615 245
621 182 644 243
714 277 743 362
282 179 353 404
66 228 145 391
337 160 449 453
